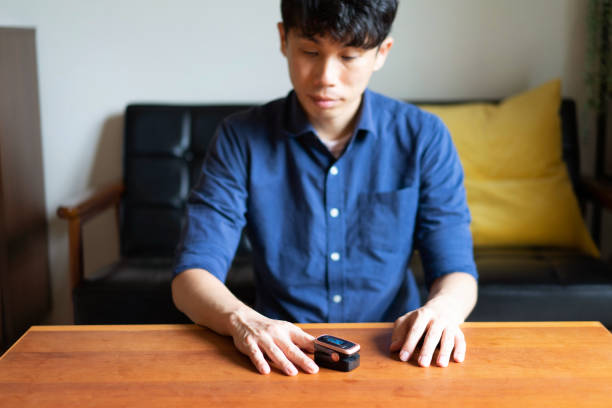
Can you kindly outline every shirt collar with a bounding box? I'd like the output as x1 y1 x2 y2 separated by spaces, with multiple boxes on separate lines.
283 89 378 139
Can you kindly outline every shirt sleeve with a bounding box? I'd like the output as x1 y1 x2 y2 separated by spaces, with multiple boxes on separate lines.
415 114 478 289
173 119 248 282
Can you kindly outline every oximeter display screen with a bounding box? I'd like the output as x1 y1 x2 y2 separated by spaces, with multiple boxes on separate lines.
319 335 355 349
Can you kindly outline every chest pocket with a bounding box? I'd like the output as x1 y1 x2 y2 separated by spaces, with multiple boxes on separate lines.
358 187 418 252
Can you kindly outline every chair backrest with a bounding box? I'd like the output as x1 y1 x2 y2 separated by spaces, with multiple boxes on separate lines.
121 104 252 257
120 99 580 258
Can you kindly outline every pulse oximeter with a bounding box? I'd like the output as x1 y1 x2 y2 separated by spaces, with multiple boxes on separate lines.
314 334 360 372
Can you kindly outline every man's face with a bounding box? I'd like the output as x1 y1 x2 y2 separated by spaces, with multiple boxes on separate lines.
278 23 393 127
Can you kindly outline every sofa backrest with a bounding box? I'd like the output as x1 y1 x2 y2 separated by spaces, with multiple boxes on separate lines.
120 99 580 258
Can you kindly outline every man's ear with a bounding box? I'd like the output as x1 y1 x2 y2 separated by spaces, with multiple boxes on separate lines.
373 36 394 71
278 22 288 57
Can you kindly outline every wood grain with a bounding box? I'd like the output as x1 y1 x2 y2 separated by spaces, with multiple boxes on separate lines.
1 323 611 407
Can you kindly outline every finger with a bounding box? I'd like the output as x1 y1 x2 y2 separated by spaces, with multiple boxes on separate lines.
418 321 444 367
399 313 429 362
278 340 319 374
260 336 298 376
452 328 466 363
436 327 455 367
390 315 409 351
243 337 271 375
288 325 316 353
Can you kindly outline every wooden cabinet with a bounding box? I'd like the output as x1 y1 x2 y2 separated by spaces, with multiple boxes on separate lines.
0 27 50 353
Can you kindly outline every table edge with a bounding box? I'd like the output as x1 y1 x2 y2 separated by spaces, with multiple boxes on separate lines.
22 321 605 332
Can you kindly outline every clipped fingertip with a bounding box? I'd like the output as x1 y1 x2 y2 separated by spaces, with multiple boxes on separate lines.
454 353 465 363
259 364 271 375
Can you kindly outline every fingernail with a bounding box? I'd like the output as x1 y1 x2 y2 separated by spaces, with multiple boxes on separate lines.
419 355 430 367
308 362 319 373
399 351 409 361
455 353 465 363
288 366 298 376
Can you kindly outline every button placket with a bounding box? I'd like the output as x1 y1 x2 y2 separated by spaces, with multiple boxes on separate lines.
325 163 344 322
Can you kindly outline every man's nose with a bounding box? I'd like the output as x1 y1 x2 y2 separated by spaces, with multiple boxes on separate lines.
314 58 339 87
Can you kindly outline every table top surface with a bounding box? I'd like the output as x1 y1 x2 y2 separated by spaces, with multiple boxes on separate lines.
1 322 611 407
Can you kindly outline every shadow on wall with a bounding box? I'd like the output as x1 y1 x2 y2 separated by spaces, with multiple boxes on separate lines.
47 113 125 325
83 113 123 278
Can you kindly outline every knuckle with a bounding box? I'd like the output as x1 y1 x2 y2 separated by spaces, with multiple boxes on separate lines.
248 344 261 356
394 314 407 327
284 343 299 355
427 321 440 333
420 307 434 318
270 345 285 360
415 308 428 320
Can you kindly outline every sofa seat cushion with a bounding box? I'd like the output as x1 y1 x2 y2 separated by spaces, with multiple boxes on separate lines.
74 257 254 324
74 258 187 324
471 247 612 327
474 247 611 284
412 247 612 328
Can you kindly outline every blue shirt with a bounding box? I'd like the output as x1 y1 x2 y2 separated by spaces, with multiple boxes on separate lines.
174 89 478 323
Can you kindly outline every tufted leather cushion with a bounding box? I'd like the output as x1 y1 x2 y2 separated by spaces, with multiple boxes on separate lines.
121 105 252 257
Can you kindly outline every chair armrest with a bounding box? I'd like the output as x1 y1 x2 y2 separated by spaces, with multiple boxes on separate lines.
57 182 125 222
56 182 125 291
581 176 612 211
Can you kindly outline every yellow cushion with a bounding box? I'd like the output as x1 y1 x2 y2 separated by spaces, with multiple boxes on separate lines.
420 79 599 257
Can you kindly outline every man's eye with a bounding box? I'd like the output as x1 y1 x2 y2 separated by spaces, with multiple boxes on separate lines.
342 56 358 61
302 50 318 56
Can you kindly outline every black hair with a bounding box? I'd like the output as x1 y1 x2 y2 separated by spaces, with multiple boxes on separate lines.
281 0 398 49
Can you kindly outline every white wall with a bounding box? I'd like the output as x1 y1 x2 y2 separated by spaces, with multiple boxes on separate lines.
1 0 606 324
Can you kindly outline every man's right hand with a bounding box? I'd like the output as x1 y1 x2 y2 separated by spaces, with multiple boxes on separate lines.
226 306 319 376
172 268 319 376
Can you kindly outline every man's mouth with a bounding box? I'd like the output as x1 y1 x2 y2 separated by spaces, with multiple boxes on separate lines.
310 95 340 109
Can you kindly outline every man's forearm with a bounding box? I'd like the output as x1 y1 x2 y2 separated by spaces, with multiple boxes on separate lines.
171 268 250 336
425 272 478 324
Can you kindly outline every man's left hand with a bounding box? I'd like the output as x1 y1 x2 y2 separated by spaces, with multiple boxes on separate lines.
389 298 465 367
389 272 477 367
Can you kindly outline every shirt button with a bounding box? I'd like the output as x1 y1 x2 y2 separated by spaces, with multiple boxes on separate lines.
330 166 339 176
330 208 339 218
330 252 340 261
332 294 342 303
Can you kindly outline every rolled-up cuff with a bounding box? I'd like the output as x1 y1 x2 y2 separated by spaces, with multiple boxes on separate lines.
418 224 478 289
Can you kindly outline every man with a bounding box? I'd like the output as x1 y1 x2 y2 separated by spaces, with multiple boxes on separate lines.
172 0 478 376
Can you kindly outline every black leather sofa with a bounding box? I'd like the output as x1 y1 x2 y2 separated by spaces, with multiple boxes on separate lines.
58 100 612 328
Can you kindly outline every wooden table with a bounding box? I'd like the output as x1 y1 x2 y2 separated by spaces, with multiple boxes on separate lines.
1 322 611 407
